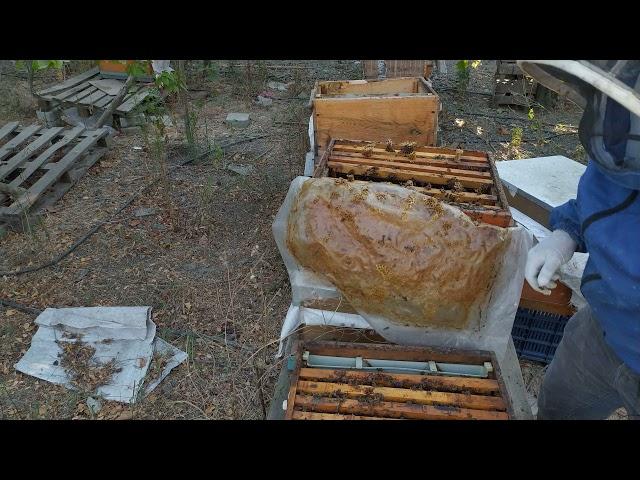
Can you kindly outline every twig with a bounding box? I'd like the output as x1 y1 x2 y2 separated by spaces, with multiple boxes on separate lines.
0 298 42 315
252 361 267 420
170 400 210 419
183 134 270 165
439 87 493 96
253 146 275 161
273 121 309 127
451 110 579 130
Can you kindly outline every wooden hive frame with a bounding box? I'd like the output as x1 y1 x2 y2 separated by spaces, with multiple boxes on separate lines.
284 340 513 420
311 77 440 155
0 122 110 229
313 138 513 227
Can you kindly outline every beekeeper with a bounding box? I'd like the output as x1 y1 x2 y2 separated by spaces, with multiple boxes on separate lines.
519 61 640 419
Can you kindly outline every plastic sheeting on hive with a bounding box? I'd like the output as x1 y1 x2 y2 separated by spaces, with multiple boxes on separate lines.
273 176 532 358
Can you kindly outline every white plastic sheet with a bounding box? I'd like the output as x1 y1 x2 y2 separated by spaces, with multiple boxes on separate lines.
273 176 533 359
15 307 187 404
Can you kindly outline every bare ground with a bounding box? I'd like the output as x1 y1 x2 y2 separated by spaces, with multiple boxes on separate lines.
0 60 617 420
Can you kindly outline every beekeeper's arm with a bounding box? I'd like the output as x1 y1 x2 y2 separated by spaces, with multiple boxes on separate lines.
525 202 582 295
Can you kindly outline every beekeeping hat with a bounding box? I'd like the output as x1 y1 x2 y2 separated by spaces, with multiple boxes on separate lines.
517 60 640 116
518 60 640 188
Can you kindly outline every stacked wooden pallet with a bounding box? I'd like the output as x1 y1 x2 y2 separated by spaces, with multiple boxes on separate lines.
493 60 538 107
0 122 110 229
362 60 433 79
313 139 512 227
36 67 158 126
284 341 512 420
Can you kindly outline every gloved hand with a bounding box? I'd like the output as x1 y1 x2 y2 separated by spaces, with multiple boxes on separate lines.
525 230 578 295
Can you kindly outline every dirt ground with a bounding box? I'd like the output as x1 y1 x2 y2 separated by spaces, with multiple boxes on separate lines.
0 60 624 419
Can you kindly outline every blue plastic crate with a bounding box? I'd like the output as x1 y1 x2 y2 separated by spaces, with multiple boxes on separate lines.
511 307 572 364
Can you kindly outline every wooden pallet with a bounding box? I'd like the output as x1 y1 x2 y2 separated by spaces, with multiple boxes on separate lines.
493 60 537 107
284 341 513 420
36 66 158 125
0 122 110 229
362 60 433 79
313 139 513 227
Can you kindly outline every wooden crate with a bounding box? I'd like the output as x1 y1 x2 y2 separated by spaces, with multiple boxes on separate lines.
313 139 513 227
362 60 433 79
0 122 110 229
36 66 159 127
284 340 513 420
312 77 439 155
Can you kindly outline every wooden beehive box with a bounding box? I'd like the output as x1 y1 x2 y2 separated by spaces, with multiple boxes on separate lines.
313 139 513 227
284 340 513 420
311 77 439 156
362 60 433 79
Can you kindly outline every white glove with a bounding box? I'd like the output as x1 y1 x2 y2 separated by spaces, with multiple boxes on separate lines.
525 230 578 295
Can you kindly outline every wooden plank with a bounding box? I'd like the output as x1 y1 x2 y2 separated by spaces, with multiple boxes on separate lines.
318 77 420 96
0 122 20 143
328 161 493 189
328 154 492 181
9 126 85 188
298 368 501 395
291 410 395 420
314 95 438 151
307 341 493 365
486 152 511 211
294 395 509 420
0 125 42 162
0 127 64 181
330 147 490 170
496 63 522 75
116 88 152 113
37 66 100 96
49 81 92 101
78 89 108 106
64 86 99 104
494 94 529 107
519 281 575 316
312 139 334 178
27 148 106 214
296 381 507 411
408 185 498 206
333 141 488 164
6 128 108 214
94 94 115 109
284 340 303 420
461 209 512 228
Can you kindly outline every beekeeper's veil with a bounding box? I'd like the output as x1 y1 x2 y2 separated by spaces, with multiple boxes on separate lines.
518 60 640 189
